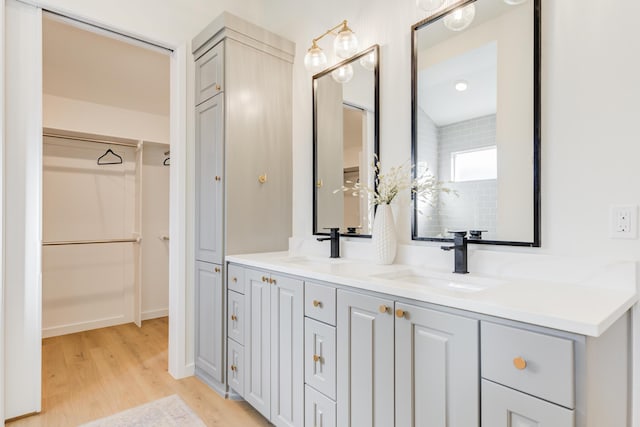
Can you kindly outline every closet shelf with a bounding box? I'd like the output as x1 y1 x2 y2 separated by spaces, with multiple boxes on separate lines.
42 237 141 246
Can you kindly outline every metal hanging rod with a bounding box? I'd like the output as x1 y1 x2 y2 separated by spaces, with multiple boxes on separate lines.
43 133 139 148
42 237 141 246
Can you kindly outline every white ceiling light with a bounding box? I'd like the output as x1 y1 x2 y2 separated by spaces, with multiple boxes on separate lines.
331 64 354 84
444 4 476 31
416 0 446 13
455 80 469 92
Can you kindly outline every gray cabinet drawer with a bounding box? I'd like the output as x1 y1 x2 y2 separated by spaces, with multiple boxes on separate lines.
227 264 244 294
305 318 336 400
305 281 336 325
227 290 244 345
227 339 244 398
481 321 575 409
482 380 574 426
305 385 336 427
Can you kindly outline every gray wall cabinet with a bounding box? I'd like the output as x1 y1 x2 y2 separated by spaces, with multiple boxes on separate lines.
192 12 294 394
194 261 223 386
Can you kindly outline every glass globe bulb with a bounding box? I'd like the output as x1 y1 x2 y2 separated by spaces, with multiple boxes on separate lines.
304 44 327 74
359 51 376 72
331 64 354 84
443 4 476 31
334 29 358 59
504 0 527 4
416 0 446 12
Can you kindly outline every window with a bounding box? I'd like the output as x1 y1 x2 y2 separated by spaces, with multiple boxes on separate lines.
451 146 497 182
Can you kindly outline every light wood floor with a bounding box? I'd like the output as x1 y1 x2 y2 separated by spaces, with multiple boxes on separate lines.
7 318 270 427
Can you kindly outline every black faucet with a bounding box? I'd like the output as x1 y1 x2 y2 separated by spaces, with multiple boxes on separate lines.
440 231 469 274
317 227 340 258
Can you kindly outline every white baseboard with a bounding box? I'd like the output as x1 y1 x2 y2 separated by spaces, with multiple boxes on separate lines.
142 308 168 321
42 315 130 338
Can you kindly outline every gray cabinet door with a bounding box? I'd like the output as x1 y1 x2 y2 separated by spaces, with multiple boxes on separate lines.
270 274 304 427
244 268 272 419
482 380 574 427
194 261 223 385
395 302 479 427
337 289 394 427
195 42 223 105
195 94 224 264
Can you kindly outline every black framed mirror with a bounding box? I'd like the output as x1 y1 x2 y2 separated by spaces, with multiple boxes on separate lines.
313 45 380 237
411 0 540 246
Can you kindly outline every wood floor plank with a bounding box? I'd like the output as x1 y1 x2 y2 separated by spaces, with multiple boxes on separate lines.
7 318 270 427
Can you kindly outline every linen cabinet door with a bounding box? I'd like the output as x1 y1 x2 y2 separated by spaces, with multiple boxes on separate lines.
337 290 394 427
395 302 479 427
270 274 304 427
482 380 574 427
194 262 224 385
195 94 224 264
244 269 271 419
195 41 223 104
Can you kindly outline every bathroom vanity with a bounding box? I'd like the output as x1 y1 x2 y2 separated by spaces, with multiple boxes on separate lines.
225 252 636 427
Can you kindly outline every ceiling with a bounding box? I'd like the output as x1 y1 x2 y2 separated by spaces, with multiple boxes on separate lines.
43 15 170 116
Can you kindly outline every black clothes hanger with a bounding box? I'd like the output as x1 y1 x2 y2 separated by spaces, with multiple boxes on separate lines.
97 148 123 165
163 156 170 166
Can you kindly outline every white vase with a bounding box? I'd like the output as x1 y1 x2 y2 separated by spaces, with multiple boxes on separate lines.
372 204 397 264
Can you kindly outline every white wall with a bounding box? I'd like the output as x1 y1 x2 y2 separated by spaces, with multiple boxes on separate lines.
43 94 169 143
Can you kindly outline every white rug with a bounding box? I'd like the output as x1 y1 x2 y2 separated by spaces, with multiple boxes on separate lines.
79 395 207 427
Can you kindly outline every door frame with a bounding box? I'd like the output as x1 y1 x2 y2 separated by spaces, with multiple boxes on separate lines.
2 0 191 419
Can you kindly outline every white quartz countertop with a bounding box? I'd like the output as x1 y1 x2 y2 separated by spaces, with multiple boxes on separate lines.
226 251 639 337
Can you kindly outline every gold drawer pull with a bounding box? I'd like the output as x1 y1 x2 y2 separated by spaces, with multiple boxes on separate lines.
231 314 237 321
313 354 322 363
269 278 277 285
215 176 221 181
215 84 221 91
395 309 406 318
214 267 221 273
262 276 268 282
313 300 322 308
232 277 237 283
230 364 237 372
379 305 389 313
513 357 527 370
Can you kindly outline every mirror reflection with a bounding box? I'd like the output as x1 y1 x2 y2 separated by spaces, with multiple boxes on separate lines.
412 0 539 246
314 45 379 237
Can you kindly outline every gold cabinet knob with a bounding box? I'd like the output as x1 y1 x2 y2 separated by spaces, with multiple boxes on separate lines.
215 84 221 91
230 314 237 321
313 354 322 363
232 277 237 283
316 180 323 188
269 278 277 285
261 276 268 282
230 364 237 372
379 305 389 313
215 176 221 181
214 267 221 273
258 174 267 184
396 309 406 318
313 300 322 308
513 357 527 370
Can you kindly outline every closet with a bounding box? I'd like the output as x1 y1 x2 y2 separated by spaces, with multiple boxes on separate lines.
41 130 169 337
41 14 171 337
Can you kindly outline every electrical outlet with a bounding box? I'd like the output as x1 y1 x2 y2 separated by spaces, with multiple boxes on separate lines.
610 205 638 239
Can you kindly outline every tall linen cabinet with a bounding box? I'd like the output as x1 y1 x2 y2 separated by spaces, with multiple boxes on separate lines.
192 13 294 393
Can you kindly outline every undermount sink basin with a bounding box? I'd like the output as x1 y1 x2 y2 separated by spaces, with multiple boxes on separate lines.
371 268 504 293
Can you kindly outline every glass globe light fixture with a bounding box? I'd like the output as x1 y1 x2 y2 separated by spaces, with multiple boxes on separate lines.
359 51 376 71
416 0 446 12
304 41 328 74
333 22 359 59
331 64 354 84
443 4 476 31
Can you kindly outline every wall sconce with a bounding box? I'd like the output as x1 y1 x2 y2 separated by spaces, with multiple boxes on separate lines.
443 3 476 31
304 20 359 74
416 0 445 12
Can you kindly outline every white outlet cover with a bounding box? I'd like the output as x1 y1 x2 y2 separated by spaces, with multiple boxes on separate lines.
610 205 638 239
